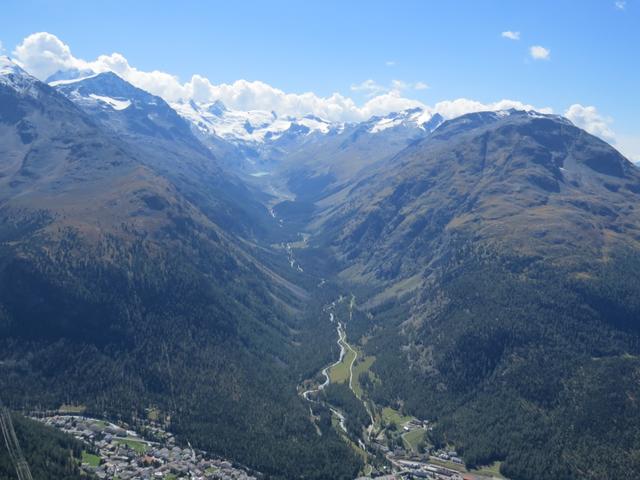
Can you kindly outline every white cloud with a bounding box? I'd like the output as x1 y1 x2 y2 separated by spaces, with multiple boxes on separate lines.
391 79 410 92
529 45 551 60
385 60 396 67
0 41 4 54
615 1 626 10
352 79 428 97
564 105 640 160
13 32 80 79
615 134 640 162
12 32 563 124
433 98 552 119
501 31 521 41
351 79 387 97
564 104 615 142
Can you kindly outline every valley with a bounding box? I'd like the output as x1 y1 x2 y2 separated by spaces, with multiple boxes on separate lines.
293 272 508 480
1 50 640 480
285 220 506 479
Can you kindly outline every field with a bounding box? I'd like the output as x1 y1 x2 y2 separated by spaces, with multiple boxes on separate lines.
58 404 87 414
146 407 160 422
81 451 101 467
351 353 375 398
381 407 413 427
114 438 149 454
402 428 426 451
428 457 467 473
427 457 508 479
470 461 507 479
328 343 356 384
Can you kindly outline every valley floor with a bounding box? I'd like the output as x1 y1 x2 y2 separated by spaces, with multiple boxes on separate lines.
297 295 507 480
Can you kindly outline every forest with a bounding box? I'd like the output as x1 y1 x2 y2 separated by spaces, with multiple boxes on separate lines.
355 243 640 480
0 219 362 480
0 413 92 480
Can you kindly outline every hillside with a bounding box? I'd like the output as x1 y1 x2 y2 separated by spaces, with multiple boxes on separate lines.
307 110 640 479
0 59 361 479
53 72 276 240
0 413 91 480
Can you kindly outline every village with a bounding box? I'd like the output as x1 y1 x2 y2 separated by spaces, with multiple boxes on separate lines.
355 414 499 480
33 415 258 480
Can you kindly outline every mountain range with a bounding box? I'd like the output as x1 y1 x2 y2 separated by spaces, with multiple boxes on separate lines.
1 55 640 480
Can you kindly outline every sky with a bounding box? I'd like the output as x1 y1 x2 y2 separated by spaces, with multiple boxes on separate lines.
1 0 639 159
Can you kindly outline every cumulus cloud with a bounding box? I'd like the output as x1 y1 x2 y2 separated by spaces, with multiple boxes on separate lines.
615 1 626 10
433 98 552 119
352 79 429 98
501 31 520 40
564 104 615 141
564 105 640 161
530 45 551 60
13 32 82 79
351 79 387 97
12 32 565 125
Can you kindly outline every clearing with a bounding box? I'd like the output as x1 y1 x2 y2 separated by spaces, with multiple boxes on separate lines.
381 407 413 427
82 451 101 467
402 428 427 451
351 353 375 398
115 438 149 454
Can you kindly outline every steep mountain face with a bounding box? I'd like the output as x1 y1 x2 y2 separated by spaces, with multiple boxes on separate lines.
173 100 444 190
0 59 361 479
318 110 640 280
172 99 345 176
278 111 439 201
313 110 640 479
53 72 276 240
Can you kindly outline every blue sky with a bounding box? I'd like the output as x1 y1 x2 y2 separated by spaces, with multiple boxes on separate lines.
1 0 639 158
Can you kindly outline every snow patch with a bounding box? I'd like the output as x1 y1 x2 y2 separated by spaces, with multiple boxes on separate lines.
88 94 131 110
0 56 21 76
49 72 100 87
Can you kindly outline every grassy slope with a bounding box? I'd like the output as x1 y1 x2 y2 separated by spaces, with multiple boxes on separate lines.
351 353 375 398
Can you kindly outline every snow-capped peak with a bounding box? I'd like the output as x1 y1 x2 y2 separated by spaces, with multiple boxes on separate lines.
491 108 572 126
172 99 343 144
368 107 443 134
0 56 22 76
0 56 41 95
52 71 162 113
